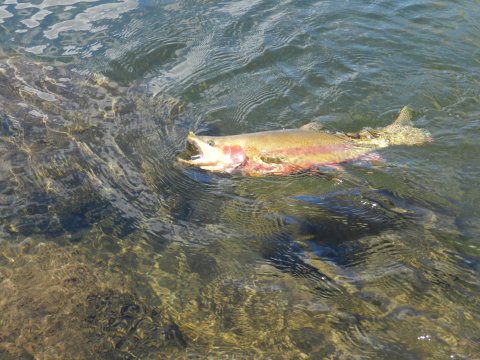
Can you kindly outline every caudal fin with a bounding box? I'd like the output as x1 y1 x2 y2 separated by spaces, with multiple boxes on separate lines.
393 106 413 126
381 106 432 145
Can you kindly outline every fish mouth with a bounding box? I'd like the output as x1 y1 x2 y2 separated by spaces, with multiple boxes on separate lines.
177 132 219 166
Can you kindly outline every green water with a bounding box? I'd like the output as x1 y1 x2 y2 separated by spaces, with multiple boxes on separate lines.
0 0 479 358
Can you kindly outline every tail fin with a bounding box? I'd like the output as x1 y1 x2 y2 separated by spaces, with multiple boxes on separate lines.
392 106 413 126
380 106 432 145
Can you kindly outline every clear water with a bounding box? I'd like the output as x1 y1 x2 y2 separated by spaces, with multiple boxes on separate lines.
0 0 479 358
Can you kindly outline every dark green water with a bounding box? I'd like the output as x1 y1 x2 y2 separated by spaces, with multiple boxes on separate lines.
0 0 479 358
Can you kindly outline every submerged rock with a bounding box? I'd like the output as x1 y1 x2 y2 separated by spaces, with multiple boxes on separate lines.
0 240 186 359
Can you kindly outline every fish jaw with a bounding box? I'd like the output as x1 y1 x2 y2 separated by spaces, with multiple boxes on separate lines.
178 132 247 173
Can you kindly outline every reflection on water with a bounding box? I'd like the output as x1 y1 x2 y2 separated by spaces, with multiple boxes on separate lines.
0 6 13 24
0 0 480 358
4 0 138 58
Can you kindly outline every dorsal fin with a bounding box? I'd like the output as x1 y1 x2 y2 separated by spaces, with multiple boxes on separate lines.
300 122 323 131
393 106 413 126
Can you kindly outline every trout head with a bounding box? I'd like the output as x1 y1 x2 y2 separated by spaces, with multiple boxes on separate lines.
178 132 247 173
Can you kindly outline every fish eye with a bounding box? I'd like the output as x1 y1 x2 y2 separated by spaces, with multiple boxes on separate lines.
207 140 215 146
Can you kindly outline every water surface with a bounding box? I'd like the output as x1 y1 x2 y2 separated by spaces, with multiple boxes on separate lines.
0 0 479 358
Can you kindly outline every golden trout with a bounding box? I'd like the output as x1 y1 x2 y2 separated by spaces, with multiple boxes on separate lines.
179 106 431 175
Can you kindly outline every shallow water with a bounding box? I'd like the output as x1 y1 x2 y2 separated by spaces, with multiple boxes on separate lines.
0 0 479 358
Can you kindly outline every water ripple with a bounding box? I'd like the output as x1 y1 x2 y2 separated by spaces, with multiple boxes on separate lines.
1 0 480 357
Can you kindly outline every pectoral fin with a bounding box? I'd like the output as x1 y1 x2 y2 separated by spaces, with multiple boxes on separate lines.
259 153 287 164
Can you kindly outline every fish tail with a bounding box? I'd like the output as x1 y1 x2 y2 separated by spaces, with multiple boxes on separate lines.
392 106 413 126
380 106 432 145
